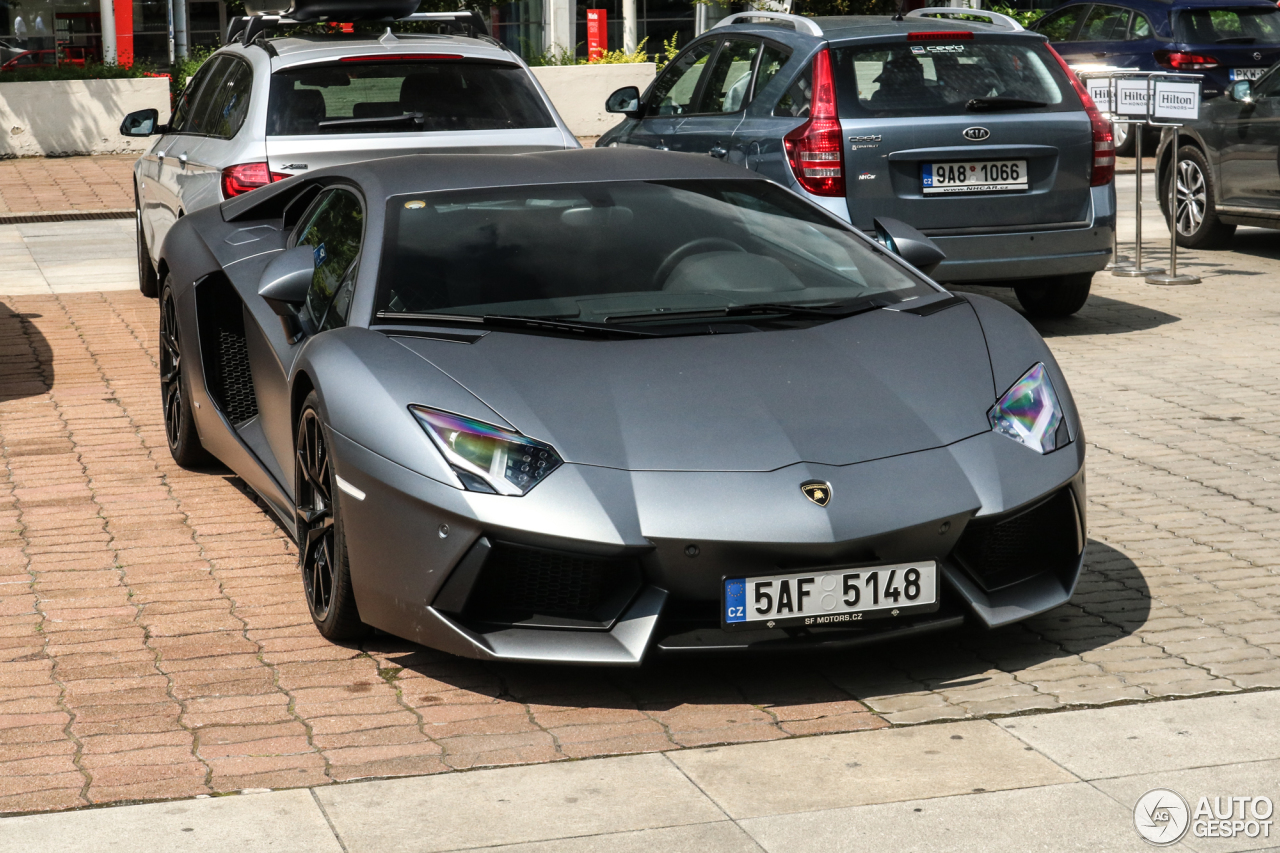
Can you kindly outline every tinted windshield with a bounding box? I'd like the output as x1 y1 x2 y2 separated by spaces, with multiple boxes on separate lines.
832 41 1073 116
375 180 934 325
267 60 554 135
1175 7 1280 43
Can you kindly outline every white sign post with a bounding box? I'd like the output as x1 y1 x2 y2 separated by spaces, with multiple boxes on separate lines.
1110 75 1164 278
1146 76 1202 285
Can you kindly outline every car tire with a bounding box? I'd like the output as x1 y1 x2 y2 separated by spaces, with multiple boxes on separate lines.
1160 145 1235 250
136 187 159 299
160 278 215 468
1112 121 1134 158
1014 273 1092 318
296 391 369 641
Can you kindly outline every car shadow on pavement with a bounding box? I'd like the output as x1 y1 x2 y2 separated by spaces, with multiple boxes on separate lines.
1222 228 1280 266
951 284 1180 338
368 539 1152 725
0 302 53 404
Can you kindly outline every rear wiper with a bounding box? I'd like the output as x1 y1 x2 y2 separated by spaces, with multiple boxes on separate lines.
604 297 890 325
1217 36 1256 43
317 112 423 130
966 97 1048 112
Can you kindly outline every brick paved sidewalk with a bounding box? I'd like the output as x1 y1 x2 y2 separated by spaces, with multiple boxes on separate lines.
1 238 1279 816
0 156 137 217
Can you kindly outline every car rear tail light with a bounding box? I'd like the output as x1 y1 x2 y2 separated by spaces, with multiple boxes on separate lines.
339 53 463 61
783 49 844 197
220 163 291 199
907 31 974 41
1154 50 1219 70
1045 44 1114 187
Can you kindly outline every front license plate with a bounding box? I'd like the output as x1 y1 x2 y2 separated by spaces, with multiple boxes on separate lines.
723 562 939 629
922 160 1028 194
1230 67 1265 81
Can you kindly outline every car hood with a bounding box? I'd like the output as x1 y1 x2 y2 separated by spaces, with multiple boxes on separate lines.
393 304 997 472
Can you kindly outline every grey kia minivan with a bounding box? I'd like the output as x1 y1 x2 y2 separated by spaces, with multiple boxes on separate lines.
599 10 1117 317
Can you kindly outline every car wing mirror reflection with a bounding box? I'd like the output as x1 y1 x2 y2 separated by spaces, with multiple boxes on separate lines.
119 108 162 137
1229 80 1254 104
606 86 643 117
258 245 315 344
873 217 946 278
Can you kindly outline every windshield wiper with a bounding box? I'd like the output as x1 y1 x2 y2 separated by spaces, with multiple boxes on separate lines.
604 297 891 325
373 310 657 338
966 97 1048 112
317 112 423 130
1217 36 1257 44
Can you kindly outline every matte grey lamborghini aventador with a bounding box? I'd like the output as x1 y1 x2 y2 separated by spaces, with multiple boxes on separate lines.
155 148 1085 665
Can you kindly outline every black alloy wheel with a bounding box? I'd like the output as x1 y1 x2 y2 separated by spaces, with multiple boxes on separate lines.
159 280 213 468
136 187 158 298
1161 146 1235 250
295 392 367 640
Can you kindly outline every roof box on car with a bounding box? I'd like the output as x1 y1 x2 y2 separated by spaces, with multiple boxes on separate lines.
245 0 420 22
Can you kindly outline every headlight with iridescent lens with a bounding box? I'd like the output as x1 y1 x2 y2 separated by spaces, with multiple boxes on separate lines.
988 363 1067 454
410 406 563 496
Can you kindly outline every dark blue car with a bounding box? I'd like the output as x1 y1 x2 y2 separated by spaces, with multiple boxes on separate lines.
1031 0 1280 153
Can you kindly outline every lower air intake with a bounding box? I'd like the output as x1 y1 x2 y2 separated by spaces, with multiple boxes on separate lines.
216 328 258 424
953 488 1082 592
467 542 642 629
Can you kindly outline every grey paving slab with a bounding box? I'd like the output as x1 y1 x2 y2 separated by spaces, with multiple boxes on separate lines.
667 720 1076 820
315 753 726 853
0 790 342 853
739 782 1143 853
996 691 1280 780
450 822 765 853
1093 758 1280 853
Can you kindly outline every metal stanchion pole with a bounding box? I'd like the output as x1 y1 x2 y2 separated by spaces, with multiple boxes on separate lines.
1113 121 1165 277
1106 119 1133 271
1147 130 1201 285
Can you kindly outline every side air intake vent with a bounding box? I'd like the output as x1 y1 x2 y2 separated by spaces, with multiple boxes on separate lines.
194 274 260 426
953 488 1082 592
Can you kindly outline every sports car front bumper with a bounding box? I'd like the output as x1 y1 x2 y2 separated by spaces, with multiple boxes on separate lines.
329 425 1086 665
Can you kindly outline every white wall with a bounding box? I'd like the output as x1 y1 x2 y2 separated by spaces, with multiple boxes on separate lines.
0 78 171 158
532 63 656 139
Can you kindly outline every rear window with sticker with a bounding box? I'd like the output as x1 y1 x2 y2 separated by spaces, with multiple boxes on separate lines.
831 40 1075 116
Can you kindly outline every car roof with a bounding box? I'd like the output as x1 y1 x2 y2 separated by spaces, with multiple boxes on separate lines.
262 30 515 67
222 149 761 222
715 14 1046 44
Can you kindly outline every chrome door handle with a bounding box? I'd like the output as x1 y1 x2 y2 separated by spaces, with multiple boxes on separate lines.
709 146 728 159
178 153 188 165
156 151 165 159
655 145 670 151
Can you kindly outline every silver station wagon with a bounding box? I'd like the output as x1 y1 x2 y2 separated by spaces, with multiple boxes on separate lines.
120 6 578 298
599 10 1118 317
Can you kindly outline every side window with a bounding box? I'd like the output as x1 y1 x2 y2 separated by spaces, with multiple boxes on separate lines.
186 56 232 135
1036 5 1086 41
774 61 812 118
203 59 253 139
169 57 223 133
294 189 364 331
647 40 717 115
1080 5 1132 41
1129 13 1151 38
753 43 792 101
698 39 761 114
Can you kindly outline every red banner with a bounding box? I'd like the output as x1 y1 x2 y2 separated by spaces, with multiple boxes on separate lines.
587 8 607 62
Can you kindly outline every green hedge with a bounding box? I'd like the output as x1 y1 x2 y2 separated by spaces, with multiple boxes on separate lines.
0 62 152 83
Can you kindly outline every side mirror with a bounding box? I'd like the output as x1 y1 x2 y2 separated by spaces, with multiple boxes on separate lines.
873 217 946 277
120 108 161 137
258 245 315 342
606 86 642 117
1229 80 1254 103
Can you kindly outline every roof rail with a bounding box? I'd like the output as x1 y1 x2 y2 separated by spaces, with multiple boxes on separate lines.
226 8 488 44
903 7 1024 32
711 12 824 37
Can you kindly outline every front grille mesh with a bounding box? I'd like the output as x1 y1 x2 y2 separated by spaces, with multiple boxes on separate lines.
215 329 259 424
468 542 641 624
953 488 1080 592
